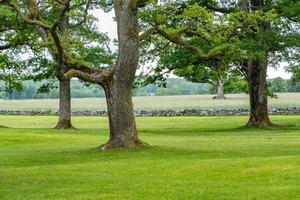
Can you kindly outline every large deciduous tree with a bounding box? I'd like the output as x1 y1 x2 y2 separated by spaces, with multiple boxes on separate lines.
0 0 149 149
141 0 299 127
1 0 113 129
236 0 299 126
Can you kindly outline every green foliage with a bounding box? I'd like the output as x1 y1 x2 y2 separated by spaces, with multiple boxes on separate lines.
134 78 210 96
275 0 300 22
0 55 24 99
0 4 38 97
268 77 288 93
0 78 211 99
140 0 299 98
209 75 248 94
2 76 297 100
139 2 243 92
0 1 115 91
0 79 105 100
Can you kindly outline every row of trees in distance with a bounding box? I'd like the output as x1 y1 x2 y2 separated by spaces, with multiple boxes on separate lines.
1 76 300 100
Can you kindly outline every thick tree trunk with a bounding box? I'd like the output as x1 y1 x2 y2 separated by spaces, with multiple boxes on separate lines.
100 82 142 150
246 60 273 127
214 81 225 99
99 0 143 150
55 79 74 129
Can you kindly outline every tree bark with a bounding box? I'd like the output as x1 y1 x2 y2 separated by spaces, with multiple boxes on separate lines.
214 81 225 99
55 14 74 129
100 82 142 150
246 60 273 127
99 0 143 150
55 79 74 129
238 0 274 127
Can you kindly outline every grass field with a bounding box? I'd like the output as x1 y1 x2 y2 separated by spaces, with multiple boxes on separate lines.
1 93 300 111
0 115 299 199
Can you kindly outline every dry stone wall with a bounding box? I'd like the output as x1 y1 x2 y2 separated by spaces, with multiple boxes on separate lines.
0 108 300 116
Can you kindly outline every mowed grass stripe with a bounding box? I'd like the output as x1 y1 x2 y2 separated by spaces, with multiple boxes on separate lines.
0 115 299 199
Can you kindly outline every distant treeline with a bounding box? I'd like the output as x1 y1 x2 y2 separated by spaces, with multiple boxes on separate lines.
0 77 299 100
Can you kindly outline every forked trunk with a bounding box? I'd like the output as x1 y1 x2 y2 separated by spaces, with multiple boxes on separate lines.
55 80 74 129
246 60 273 127
99 0 143 150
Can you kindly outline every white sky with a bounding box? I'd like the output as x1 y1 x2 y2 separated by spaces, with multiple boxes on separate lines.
93 10 292 79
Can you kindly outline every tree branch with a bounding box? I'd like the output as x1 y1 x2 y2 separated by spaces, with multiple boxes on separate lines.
153 26 231 62
0 0 52 30
52 0 71 31
71 0 92 27
64 68 113 85
0 43 13 50
154 27 207 59
139 27 157 41
53 0 68 5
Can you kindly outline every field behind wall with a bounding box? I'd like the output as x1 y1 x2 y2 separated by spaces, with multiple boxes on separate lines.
1 93 300 111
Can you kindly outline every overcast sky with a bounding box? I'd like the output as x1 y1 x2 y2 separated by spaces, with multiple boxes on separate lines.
93 10 292 79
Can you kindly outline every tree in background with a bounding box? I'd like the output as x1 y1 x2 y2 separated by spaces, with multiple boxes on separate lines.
268 77 288 93
0 0 114 129
236 0 299 126
288 66 300 92
139 3 240 100
51 2 113 129
140 0 300 127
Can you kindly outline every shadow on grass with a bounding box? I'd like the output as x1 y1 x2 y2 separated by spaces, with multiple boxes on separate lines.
1 124 299 138
2 143 300 168
236 123 300 131
141 124 300 136
0 127 107 136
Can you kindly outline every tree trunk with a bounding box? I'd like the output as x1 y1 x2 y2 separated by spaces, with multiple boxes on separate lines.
215 81 225 99
100 82 142 150
246 60 273 127
55 14 74 129
55 79 74 129
99 0 143 150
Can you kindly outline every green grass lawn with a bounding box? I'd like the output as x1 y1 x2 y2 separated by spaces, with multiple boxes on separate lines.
1 93 300 111
0 115 300 199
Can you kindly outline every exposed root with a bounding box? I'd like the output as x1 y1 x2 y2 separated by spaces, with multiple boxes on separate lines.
245 118 278 128
212 96 227 100
54 120 76 129
98 138 145 151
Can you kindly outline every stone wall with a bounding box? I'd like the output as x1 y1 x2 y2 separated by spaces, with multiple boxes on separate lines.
0 108 300 116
